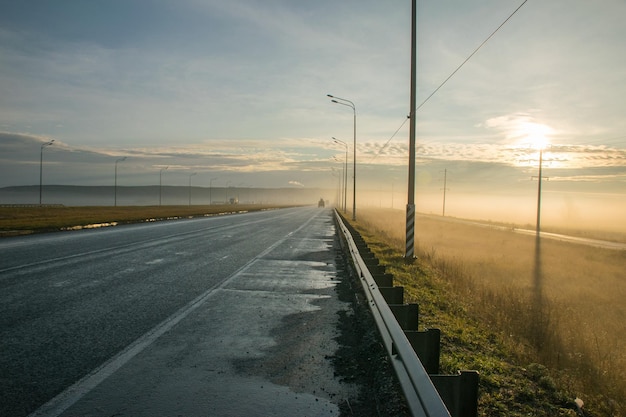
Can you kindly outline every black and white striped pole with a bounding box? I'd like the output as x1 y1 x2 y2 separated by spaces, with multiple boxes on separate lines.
405 0 417 259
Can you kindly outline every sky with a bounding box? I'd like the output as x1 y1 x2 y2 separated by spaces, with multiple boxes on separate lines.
0 0 624 227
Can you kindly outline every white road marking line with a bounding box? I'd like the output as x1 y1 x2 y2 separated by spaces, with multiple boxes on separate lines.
29 210 321 417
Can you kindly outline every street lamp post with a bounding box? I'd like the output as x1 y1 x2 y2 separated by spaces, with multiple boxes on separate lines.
159 166 168 206
328 94 356 221
332 137 348 213
332 158 344 211
114 157 126 207
188 172 197 206
209 177 218 205
39 140 55 205
331 168 341 207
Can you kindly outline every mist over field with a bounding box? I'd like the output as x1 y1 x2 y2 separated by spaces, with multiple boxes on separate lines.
0 185 327 208
3 177 624 236
359 190 626 235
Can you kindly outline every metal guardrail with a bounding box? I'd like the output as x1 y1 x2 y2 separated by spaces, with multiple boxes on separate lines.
334 209 452 417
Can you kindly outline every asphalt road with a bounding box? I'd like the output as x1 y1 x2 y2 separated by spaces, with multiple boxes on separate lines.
0 207 356 416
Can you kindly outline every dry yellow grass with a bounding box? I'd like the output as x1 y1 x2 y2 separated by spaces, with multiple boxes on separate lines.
354 207 625 415
0 205 292 236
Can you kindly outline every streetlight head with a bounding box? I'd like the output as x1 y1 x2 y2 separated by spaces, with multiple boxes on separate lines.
327 94 334 98
331 99 338 104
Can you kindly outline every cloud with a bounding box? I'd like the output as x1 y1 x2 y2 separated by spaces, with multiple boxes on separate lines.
0 131 342 187
0 131 56 147
288 180 304 187
482 112 553 143
356 135 626 172
549 173 626 183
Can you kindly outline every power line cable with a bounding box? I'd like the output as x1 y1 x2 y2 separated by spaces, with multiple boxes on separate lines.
416 0 529 112
370 0 529 162
370 116 409 161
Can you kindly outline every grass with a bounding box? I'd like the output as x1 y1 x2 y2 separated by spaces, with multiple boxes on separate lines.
0 204 294 236
347 208 625 417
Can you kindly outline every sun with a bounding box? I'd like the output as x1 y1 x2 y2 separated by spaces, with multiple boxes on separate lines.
519 121 552 150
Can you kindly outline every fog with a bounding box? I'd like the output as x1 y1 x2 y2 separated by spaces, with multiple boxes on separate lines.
2 181 624 235
355 189 626 235
0 186 327 208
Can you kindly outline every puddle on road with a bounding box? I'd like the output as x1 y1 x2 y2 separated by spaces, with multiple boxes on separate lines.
231 279 358 413
204 378 340 416
228 259 339 293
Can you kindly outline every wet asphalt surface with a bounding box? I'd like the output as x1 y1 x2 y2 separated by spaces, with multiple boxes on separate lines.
0 207 357 416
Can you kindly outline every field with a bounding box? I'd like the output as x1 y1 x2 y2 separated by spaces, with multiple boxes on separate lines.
0 204 292 236
350 208 625 416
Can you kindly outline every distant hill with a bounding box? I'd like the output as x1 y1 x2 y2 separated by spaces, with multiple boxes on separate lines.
0 185 331 207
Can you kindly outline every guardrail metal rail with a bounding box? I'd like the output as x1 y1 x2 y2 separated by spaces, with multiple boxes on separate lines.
334 209 479 417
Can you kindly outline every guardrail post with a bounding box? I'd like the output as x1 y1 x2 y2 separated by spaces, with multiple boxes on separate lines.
354 238 369 251
389 303 419 331
367 264 387 275
372 273 393 287
404 328 441 374
431 370 480 417
361 251 377 260
379 286 404 304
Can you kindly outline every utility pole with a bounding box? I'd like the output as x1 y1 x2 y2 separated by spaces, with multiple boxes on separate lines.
530 146 553 235
405 0 417 259
534 148 545 235
159 166 168 206
442 168 448 217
